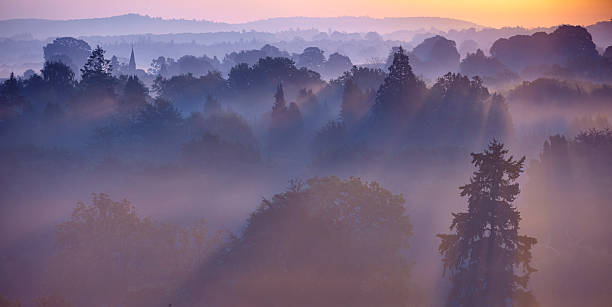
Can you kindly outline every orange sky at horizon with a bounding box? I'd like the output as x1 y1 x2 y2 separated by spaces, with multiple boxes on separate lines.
1 0 610 28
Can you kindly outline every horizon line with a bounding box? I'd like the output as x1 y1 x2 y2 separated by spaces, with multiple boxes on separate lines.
0 13 607 30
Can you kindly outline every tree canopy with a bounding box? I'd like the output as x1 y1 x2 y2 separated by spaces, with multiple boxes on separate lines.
438 141 538 307
199 176 414 307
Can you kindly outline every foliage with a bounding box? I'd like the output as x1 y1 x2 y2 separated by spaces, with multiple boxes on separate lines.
120 75 148 113
154 72 226 113
490 25 612 81
186 109 257 148
312 120 347 155
79 46 115 96
41 61 75 89
522 129 612 306
43 37 91 75
0 73 27 117
508 78 612 107
411 35 460 79
223 44 290 69
269 84 303 149
372 46 426 133
227 56 324 102
203 176 414 307
80 46 112 80
336 66 386 91
295 47 326 71
149 54 221 77
45 194 226 307
460 49 518 85
438 141 537 307
324 52 353 78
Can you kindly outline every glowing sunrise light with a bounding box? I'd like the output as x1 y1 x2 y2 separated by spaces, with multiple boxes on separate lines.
1 0 610 28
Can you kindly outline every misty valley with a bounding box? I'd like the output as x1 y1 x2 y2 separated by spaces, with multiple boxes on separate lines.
1 14 612 307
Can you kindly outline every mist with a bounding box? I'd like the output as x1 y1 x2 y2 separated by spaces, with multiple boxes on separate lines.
1 11 612 307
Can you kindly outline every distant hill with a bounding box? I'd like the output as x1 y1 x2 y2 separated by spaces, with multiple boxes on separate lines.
0 14 482 39
239 16 482 33
0 14 229 39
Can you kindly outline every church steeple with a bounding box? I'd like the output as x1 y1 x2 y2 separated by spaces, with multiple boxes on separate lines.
128 45 136 74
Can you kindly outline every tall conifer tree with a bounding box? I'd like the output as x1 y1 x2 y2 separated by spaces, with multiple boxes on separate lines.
438 140 538 307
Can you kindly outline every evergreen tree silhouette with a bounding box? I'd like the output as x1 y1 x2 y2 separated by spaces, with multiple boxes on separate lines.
272 83 287 113
79 46 115 95
438 140 538 307
81 46 112 80
371 46 425 134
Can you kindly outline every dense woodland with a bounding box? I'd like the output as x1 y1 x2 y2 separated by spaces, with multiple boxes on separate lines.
0 20 611 307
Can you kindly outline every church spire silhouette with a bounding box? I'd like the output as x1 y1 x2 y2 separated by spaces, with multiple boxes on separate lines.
128 44 136 74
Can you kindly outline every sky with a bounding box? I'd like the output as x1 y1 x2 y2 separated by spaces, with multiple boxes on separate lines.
1 0 610 28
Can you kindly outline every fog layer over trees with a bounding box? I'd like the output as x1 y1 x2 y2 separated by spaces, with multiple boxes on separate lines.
1 16 612 307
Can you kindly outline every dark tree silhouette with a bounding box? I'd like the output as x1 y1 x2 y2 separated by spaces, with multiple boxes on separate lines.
339 66 386 91
226 63 251 90
81 46 112 80
268 83 303 151
424 73 488 144
175 55 218 77
41 61 75 89
490 25 612 81
223 44 290 69
225 56 323 107
459 49 518 85
372 46 425 131
21 73 48 112
120 75 148 113
311 120 349 164
0 73 27 118
134 98 182 134
506 78 612 107
296 47 326 71
155 72 226 113
272 83 287 113
185 109 258 148
438 141 538 307
79 46 115 96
